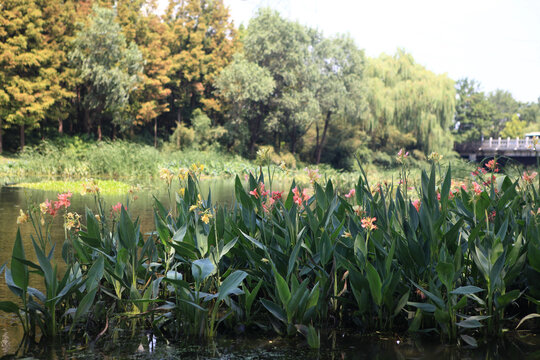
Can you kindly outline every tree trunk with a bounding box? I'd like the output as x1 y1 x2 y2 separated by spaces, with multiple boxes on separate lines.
0 116 3 154
315 111 331 164
290 123 297 154
176 109 182 149
97 119 102 141
85 108 91 134
20 124 25 151
314 123 320 161
58 118 63 134
154 118 158 148
112 125 116 140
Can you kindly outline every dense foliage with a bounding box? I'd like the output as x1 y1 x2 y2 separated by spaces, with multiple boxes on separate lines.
1 1 538 169
1 161 539 350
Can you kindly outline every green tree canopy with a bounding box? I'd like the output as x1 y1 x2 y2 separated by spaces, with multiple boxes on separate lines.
216 54 275 154
500 114 526 138
244 8 319 154
69 5 143 140
454 78 496 141
311 34 368 163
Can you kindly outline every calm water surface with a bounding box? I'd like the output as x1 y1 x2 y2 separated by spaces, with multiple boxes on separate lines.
1 181 539 358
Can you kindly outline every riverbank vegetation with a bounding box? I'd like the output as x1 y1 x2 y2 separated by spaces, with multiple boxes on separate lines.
0 137 483 195
1 1 538 171
1 161 538 351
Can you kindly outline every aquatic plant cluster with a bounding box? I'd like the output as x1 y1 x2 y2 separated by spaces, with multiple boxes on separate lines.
1 160 539 350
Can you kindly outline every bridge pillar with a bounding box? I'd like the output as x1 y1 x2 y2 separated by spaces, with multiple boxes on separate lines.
469 154 477 161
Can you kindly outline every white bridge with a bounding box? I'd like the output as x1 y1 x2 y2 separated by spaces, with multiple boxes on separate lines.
455 134 539 162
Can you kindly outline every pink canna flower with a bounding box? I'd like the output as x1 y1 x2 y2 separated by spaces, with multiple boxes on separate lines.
412 199 421 212
522 171 537 183
292 187 303 206
344 189 356 198
249 188 259 198
112 202 125 213
361 217 377 231
302 188 310 202
271 191 283 200
473 181 482 195
259 182 269 197
56 192 72 208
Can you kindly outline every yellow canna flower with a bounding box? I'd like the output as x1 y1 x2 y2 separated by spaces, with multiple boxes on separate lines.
17 209 29 225
178 188 185 196
65 212 81 231
201 212 212 224
81 179 100 195
189 204 198 212
39 201 48 214
427 152 443 163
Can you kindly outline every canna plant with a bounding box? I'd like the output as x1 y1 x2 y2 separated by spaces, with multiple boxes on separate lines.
1 230 86 339
1 160 539 350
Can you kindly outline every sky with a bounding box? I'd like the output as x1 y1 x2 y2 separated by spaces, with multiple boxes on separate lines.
160 0 540 103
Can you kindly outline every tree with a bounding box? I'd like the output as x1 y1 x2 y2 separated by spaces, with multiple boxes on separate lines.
0 0 57 151
311 34 367 164
454 78 496 141
69 5 143 140
488 89 519 134
243 8 318 154
38 0 82 136
364 50 456 154
500 114 526 138
164 0 238 131
216 54 275 154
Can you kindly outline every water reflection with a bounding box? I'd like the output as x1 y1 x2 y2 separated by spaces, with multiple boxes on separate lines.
1 329 538 359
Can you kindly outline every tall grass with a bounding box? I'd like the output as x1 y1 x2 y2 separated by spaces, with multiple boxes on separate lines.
1 138 481 190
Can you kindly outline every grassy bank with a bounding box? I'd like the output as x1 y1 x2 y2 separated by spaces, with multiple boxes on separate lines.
11 179 134 195
0 138 480 192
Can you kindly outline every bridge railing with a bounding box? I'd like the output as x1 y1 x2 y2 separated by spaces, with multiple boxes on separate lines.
480 136 538 150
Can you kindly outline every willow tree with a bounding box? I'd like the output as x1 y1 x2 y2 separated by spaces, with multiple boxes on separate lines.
69 5 143 140
365 50 456 154
0 0 57 151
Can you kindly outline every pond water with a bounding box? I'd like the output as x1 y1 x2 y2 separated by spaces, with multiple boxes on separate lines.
1 181 539 358
0 178 292 356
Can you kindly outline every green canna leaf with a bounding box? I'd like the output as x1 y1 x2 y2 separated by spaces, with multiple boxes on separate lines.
365 262 382 306
217 270 247 302
11 229 28 291
436 262 455 291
